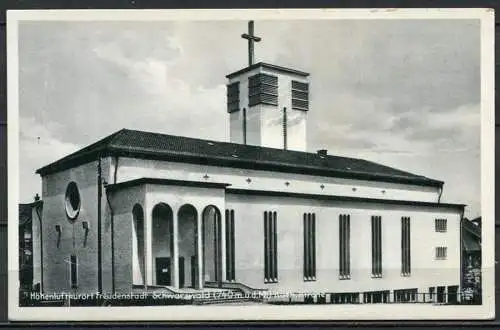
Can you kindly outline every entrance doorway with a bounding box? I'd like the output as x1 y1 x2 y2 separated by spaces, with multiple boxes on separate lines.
437 286 446 303
447 285 459 304
155 257 171 286
202 205 223 287
154 257 187 287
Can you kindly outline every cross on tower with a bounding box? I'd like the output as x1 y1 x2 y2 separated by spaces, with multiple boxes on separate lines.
241 20 261 66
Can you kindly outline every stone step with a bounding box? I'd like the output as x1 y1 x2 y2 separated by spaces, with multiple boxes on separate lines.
193 297 263 305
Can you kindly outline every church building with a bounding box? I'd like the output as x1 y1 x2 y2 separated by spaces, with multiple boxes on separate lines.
28 21 465 304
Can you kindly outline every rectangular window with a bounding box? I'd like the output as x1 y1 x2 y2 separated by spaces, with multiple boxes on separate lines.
264 211 278 283
225 209 236 281
330 292 360 304
371 215 382 277
226 82 240 113
291 80 309 111
394 288 418 303
435 218 447 232
401 217 411 276
70 255 78 289
339 214 351 279
303 213 316 281
249 74 278 107
363 290 390 304
429 287 436 302
435 247 447 260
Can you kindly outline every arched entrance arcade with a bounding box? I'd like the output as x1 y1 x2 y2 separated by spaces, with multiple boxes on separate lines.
132 201 225 290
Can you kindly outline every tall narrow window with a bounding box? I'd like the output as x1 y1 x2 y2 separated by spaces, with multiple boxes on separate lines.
264 211 278 283
225 209 236 281
435 219 447 232
371 216 382 277
401 217 411 276
70 255 78 289
339 214 351 279
242 108 247 145
303 213 316 281
283 107 288 150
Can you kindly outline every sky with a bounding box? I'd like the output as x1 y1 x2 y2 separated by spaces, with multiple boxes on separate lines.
17 19 481 218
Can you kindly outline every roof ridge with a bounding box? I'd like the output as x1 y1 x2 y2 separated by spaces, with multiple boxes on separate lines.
36 128 444 187
115 128 361 159
110 129 442 183
107 128 132 146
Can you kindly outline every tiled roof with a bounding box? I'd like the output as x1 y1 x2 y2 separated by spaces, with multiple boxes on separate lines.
463 218 481 240
36 129 444 187
462 232 481 252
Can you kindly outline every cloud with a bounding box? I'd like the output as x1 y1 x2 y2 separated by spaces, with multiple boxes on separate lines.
19 116 80 202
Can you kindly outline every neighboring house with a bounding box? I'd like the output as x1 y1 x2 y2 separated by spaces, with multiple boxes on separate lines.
462 216 481 304
19 203 34 290
18 194 43 292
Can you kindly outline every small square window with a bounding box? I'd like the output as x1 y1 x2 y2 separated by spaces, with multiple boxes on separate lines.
435 247 447 260
435 219 447 232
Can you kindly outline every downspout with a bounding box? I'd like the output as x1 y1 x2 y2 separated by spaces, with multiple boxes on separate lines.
97 156 103 295
105 187 115 293
105 156 119 293
459 206 465 302
437 184 444 204
34 202 43 293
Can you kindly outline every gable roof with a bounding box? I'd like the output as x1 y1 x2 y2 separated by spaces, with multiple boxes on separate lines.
463 217 481 240
36 129 444 188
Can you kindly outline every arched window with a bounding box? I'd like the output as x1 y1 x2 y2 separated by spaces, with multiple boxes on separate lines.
132 204 145 286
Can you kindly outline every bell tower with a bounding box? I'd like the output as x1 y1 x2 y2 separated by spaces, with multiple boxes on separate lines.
226 21 309 152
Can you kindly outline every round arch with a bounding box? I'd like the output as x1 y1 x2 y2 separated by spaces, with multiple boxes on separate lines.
201 205 223 287
151 203 174 286
177 204 198 288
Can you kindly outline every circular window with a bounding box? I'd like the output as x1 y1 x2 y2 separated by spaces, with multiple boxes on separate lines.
65 182 81 220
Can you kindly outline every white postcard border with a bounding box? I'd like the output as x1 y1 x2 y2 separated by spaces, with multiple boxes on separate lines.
6 8 495 321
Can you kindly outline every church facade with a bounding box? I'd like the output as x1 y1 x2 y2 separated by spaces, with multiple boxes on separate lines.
28 22 466 305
